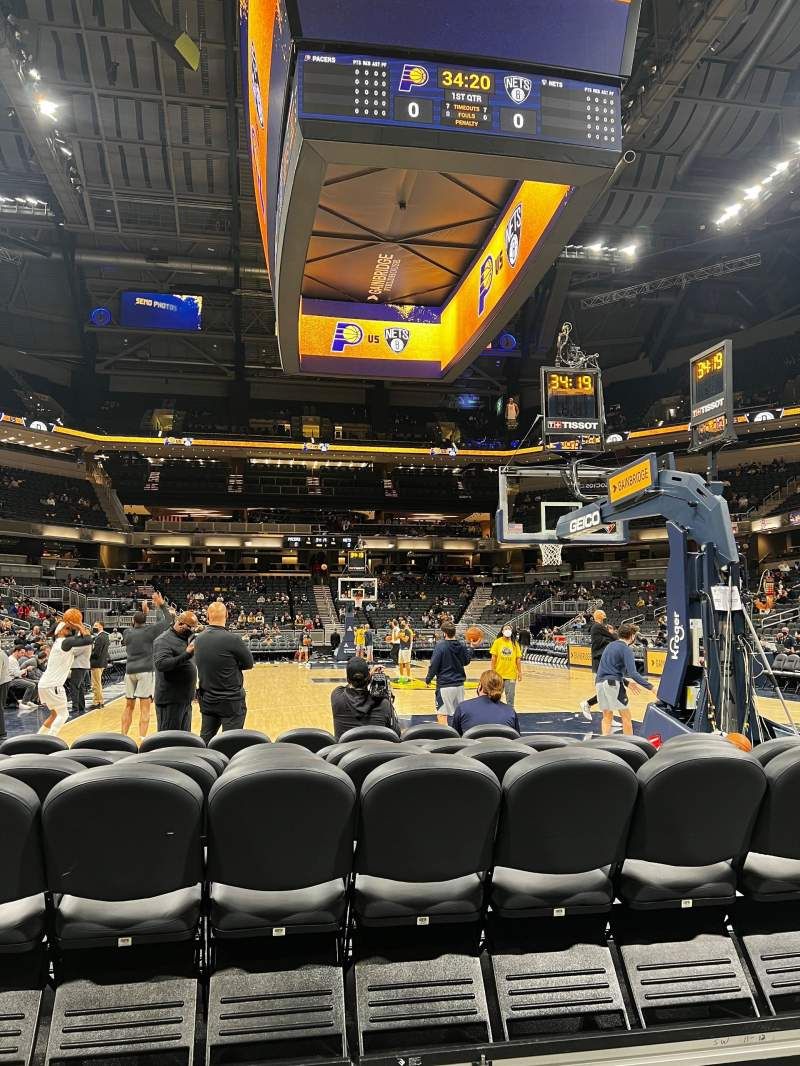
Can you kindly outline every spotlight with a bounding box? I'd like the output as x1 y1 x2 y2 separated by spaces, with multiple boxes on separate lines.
620 243 638 257
36 98 58 120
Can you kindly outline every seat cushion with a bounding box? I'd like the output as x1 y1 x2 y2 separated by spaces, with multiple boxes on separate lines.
491 865 613 917
740 853 800 902
619 858 736 909
353 873 483 925
210 880 346 936
0 894 46 954
55 885 201 948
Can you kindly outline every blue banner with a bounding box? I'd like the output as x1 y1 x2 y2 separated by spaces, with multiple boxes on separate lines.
119 292 202 332
337 609 356 661
658 521 690 709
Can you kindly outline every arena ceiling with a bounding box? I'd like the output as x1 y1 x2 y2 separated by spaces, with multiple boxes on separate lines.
0 0 797 417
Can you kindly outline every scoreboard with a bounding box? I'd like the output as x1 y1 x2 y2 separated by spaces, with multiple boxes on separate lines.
540 367 604 451
689 340 735 452
283 534 357 549
298 53 622 153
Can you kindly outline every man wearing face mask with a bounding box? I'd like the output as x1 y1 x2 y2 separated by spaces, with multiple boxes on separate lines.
153 610 199 732
490 624 523 708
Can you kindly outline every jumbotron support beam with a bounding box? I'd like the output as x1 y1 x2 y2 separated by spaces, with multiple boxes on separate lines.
579 253 761 309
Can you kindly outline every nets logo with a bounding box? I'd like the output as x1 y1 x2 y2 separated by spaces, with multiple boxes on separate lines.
331 322 364 352
478 255 494 316
399 64 429 93
504 75 532 104
505 204 522 268
250 44 264 127
385 327 410 353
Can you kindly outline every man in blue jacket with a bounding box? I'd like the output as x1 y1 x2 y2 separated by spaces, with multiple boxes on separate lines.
595 622 653 736
425 622 481 722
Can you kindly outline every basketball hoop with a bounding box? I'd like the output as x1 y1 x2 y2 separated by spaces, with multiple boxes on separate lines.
539 542 563 567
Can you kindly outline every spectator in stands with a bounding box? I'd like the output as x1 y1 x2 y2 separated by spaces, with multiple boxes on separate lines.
7 646 39 711
595 622 653 736
122 591 172 741
194 602 254 742
0 646 10 740
578 609 616 721
490 625 523 708
330 656 398 740
153 611 199 732
89 621 109 709
452 669 520 735
425 622 480 723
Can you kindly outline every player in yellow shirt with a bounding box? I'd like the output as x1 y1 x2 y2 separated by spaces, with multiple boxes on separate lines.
490 625 523 708
354 624 366 657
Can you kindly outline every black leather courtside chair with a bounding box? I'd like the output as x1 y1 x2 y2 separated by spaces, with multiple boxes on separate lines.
0 755 85 804
0 735 67 756
275 727 335 752
208 729 270 759
139 731 206 753
71 732 138 754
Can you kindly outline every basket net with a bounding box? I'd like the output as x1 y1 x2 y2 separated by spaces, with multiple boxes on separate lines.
539 542 563 567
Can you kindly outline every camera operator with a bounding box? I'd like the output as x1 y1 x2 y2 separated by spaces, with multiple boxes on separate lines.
330 657 399 739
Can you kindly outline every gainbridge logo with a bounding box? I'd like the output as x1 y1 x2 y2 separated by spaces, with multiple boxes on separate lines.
399 64 429 93
331 322 364 353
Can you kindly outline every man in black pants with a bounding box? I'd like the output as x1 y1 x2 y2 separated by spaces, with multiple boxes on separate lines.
194 602 254 742
153 611 199 732
579 609 617 721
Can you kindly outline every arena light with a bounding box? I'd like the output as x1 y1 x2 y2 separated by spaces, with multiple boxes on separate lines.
36 97 58 120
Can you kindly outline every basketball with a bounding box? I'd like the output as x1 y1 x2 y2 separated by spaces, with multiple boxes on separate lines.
465 626 484 643
62 608 83 627
725 732 753 753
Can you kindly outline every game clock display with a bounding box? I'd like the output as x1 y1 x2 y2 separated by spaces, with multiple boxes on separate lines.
689 340 735 452
298 53 622 153
540 366 604 450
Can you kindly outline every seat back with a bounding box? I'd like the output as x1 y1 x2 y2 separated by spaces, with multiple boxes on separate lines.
43 764 204 901
275 727 335 752
584 737 650 771
772 653 788 671
463 724 520 740
338 746 417 792
0 735 68 756
324 739 398 765
518 734 574 751
424 738 478 754
356 756 501 881
115 752 219 797
139 731 206 753
207 729 270 758
229 744 320 769
749 748 800 859
495 749 638 874
402 724 459 741
784 654 800 673
50 749 116 768
339 725 399 743
752 736 800 767
0 776 45 905
71 732 138 753
626 747 766 866
464 739 532 783
0 755 86 803
208 757 356 890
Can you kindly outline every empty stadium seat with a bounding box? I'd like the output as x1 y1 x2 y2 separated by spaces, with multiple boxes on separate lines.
71 732 138 753
139 731 206 752
463 739 532 782
50 749 116 768
208 729 271 758
0 735 67 756
740 747 800 903
584 736 650 771
616 735 658 757
402 723 459 741
338 744 420 792
275 727 335 752
463 724 520 740
423 738 478 754
752 735 800 766
339 725 400 743
353 755 501 928
518 734 574 750
115 751 219 798
323 739 398 765
619 745 766 909
0 755 85 804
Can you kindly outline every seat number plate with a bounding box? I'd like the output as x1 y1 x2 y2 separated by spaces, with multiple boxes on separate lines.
118 937 132 947
416 916 430 926
272 927 286 936
681 899 693 909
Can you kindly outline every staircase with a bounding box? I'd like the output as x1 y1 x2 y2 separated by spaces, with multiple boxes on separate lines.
313 583 339 628
750 475 800 519
459 586 492 626
92 479 130 530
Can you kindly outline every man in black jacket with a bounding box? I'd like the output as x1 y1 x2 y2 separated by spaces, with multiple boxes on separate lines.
330 657 398 740
579 609 616 720
153 611 199 732
425 622 481 723
89 621 110 709
194 602 254 742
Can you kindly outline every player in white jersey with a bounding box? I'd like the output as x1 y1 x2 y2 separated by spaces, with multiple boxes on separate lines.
23 621 94 735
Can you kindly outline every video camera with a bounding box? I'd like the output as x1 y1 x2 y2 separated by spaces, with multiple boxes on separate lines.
368 666 392 701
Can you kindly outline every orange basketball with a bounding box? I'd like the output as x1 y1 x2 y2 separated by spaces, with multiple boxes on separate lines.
465 625 484 643
62 608 83 626
725 732 753 753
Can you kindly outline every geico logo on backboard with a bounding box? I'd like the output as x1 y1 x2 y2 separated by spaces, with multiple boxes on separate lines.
331 322 363 352
568 510 601 534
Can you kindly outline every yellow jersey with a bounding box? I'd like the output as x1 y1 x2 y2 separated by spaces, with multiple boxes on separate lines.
490 637 522 680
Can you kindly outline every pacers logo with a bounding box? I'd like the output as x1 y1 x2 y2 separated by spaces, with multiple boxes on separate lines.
331 322 364 353
399 64 429 93
478 255 494 316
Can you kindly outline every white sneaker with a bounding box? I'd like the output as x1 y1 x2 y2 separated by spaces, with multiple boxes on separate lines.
17 702 38 715
579 700 593 721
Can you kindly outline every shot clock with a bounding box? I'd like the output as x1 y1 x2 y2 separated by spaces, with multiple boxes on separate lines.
689 340 735 452
540 366 604 451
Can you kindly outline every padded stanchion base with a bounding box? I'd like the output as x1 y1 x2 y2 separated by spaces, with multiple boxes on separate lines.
742 929 800 1015
620 933 758 1028
492 943 629 1040
206 965 348 1065
0 989 41 1066
45 976 198 1065
354 954 491 1056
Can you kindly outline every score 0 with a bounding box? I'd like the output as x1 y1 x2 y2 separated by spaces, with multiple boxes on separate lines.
393 97 434 123
500 108 535 135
